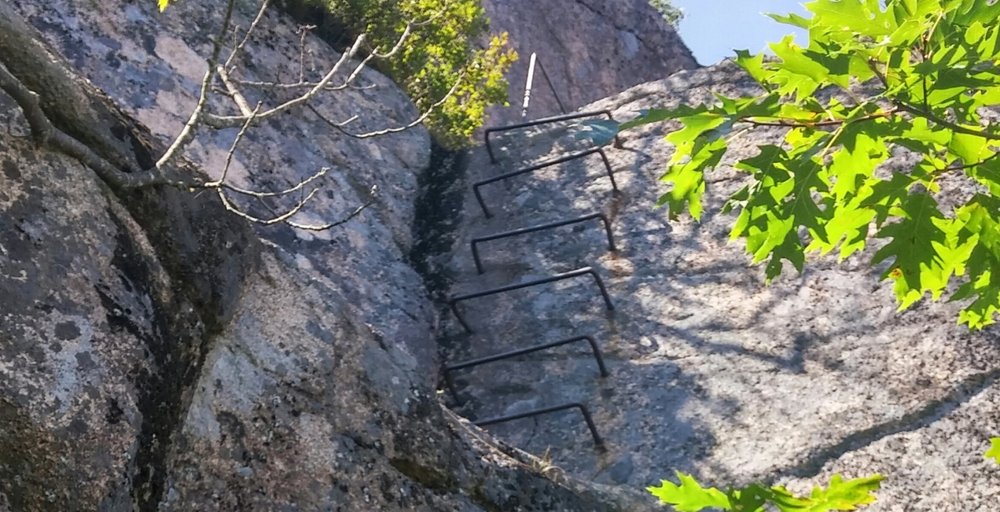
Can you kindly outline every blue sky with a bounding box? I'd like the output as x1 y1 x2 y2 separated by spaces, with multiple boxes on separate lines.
669 0 810 65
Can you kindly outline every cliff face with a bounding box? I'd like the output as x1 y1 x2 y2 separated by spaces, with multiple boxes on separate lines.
0 1 652 510
15 0 998 510
481 0 698 123
440 63 1000 509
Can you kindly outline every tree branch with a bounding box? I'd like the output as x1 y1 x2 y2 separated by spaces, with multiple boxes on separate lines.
202 33 367 129
155 0 238 168
0 0 400 233
740 109 895 130
894 100 1000 142
285 185 379 231
0 61 190 189
307 70 465 139
223 0 271 72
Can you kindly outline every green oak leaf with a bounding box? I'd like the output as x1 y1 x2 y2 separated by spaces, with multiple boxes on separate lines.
986 437 1000 464
648 472 732 512
786 474 885 512
659 137 726 220
952 197 1000 327
640 0 1000 328
872 192 957 309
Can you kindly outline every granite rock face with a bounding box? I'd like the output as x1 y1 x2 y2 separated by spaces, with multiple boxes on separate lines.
0 1 655 510
439 62 1000 509
481 0 698 123
0 114 198 511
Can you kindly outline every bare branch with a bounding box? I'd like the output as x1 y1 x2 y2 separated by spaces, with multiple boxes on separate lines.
203 15 421 131
370 22 412 59
202 34 367 129
216 184 321 225
217 65 254 117
298 24 316 83
285 185 379 231
222 166 329 198
224 0 272 71
207 103 262 187
3 0 442 235
156 0 239 168
308 71 465 139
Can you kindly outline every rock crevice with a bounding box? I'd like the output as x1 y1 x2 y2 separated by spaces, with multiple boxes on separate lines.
435 62 1000 510
0 1 665 510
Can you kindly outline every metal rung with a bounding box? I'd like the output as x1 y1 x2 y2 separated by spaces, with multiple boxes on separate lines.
474 402 604 448
471 213 616 274
443 335 610 404
448 266 614 333
484 109 622 163
473 148 616 218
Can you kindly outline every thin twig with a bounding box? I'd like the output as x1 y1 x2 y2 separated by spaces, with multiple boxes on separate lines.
207 102 262 187
298 24 316 83
308 71 465 139
217 65 254 117
223 167 330 198
938 150 1000 173
156 0 238 168
216 185 321 225
895 100 1000 142
741 109 895 129
224 0 271 72
286 185 379 230
203 34 368 129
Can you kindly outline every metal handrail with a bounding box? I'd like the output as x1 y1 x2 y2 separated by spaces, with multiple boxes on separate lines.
474 402 604 447
448 266 614 332
483 110 622 163
473 148 617 218
521 52 567 118
471 213 616 273
443 335 610 403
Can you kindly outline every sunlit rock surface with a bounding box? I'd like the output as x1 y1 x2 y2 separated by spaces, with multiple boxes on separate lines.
440 62 1000 510
481 0 698 123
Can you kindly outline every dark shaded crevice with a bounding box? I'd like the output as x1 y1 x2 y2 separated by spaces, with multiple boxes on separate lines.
274 0 358 51
70 81 261 509
97 209 211 512
70 94 260 512
408 141 469 303
407 141 469 406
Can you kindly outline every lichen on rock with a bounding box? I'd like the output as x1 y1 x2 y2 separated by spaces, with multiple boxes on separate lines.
0 0 667 510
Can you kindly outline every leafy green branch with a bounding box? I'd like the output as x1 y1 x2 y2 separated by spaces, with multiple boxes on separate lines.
592 0 1000 328
649 472 883 512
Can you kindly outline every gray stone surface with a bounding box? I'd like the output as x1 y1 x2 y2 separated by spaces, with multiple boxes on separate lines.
440 62 1000 509
481 0 698 123
0 1 659 510
0 114 163 511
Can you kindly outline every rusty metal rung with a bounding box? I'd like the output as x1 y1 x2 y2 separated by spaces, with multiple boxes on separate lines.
471 213 616 273
447 266 614 333
474 402 604 448
483 109 622 163
473 148 617 218
442 335 610 404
